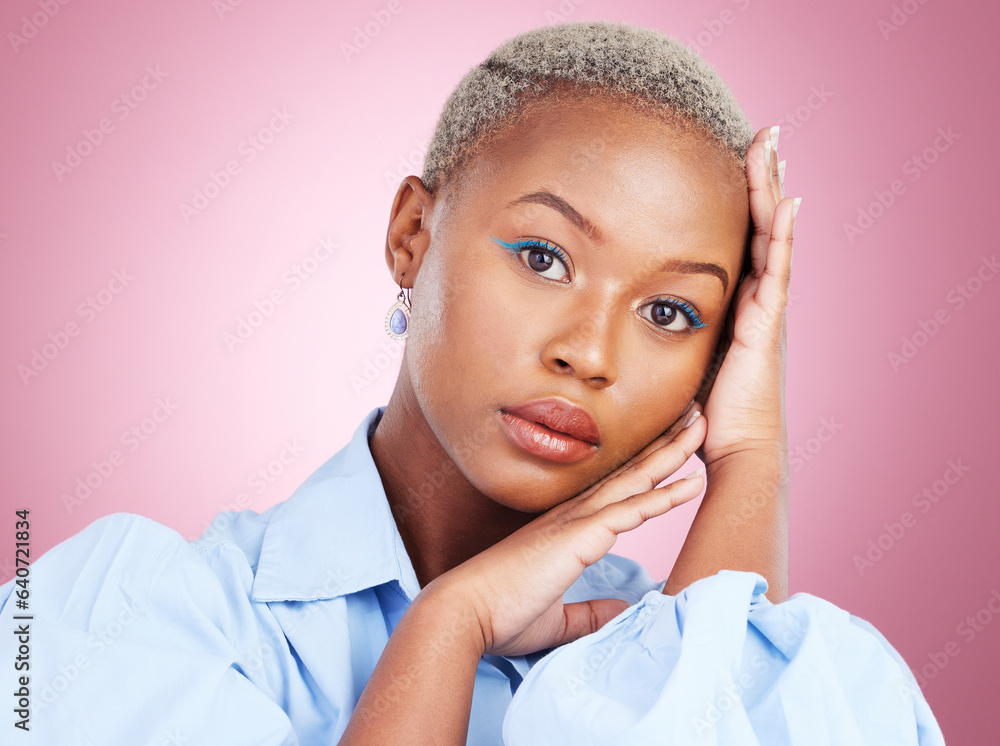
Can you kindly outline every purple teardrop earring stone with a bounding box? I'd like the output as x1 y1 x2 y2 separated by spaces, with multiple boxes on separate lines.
390 307 408 335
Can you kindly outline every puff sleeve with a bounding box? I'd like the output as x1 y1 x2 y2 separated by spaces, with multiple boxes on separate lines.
502 570 945 745
0 513 298 746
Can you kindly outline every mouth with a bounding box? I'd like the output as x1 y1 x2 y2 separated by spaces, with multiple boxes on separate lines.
498 398 600 464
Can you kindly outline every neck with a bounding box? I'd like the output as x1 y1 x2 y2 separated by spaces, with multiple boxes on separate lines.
368 364 536 590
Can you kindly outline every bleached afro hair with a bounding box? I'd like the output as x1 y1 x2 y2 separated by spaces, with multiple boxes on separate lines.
421 20 756 197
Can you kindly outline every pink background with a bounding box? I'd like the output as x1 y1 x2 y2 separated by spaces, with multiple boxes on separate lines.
2 0 997 740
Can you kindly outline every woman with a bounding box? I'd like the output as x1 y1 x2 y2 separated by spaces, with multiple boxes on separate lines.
0 20 942 745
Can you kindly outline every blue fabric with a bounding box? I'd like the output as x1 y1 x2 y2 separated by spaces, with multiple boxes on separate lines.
0 405 664 745
502 570 946 745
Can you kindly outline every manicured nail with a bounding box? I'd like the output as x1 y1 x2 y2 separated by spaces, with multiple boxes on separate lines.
769 125 780 149
792 197 802 218
683 466 705 480
778 160 786 191
683 409 701 429
763 139 772 169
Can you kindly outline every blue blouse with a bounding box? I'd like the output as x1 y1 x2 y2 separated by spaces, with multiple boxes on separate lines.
0 405 667 745
1 405 944 744
503 571 946 745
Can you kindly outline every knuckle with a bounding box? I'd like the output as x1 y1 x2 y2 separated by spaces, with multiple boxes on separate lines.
588 601 600 634
619 492 644 510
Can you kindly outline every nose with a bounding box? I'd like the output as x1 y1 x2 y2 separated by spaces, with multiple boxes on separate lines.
539 306 619 387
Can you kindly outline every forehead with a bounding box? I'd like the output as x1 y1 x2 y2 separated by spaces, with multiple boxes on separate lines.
448 95 748 258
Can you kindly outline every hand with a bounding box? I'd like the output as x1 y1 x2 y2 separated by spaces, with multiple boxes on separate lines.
422 412 708 658
694 125 800 465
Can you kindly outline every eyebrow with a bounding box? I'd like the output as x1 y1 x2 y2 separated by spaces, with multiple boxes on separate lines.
505 190 730 294
506 191 602 242
656 258 729 294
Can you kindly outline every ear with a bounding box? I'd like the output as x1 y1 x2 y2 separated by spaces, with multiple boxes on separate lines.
384 175 437 288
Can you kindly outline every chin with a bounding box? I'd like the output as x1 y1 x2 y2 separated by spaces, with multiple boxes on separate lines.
469 457 584 515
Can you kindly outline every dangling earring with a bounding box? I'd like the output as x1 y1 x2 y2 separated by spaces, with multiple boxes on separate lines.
384 274 411 340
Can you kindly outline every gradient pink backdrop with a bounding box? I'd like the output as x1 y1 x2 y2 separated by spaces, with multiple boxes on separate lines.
2 0 997 740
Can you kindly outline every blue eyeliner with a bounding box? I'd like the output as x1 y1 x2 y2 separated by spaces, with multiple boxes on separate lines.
652 295 706 329
490 234 706 332
490 235 571 266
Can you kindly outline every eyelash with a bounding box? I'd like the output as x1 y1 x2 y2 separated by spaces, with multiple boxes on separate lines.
650 295 706 331
492 235 572 279
489 234 707 334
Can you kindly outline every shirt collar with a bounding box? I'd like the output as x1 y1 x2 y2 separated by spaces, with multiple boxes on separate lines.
251 405 424 603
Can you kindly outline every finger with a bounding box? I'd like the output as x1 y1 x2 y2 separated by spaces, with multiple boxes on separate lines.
766 126 782 202
574 400 703 502
555 598 632 646
694 296 735 410
747 128 778 278
654 398 702 447
593 469 705 535
755 195 801 312
581 414 706 513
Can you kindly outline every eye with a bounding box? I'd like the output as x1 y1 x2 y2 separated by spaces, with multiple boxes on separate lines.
639 296 706 334
490 235 571 283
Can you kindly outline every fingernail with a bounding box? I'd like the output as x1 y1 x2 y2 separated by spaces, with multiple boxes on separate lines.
792 197 802 218
769 125 780 148
683 409 701 429
763 139 772 168
683 466 705 480
778 160 786 192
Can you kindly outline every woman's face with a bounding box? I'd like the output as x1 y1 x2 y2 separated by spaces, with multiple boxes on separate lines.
393 95 749 513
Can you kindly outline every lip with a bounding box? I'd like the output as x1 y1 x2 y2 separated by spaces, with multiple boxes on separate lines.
499 398 600 464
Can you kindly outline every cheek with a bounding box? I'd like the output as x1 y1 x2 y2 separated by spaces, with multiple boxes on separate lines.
406 247 524 405
608 342 708 449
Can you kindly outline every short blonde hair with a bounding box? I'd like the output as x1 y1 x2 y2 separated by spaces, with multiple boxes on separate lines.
421 20 755 196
